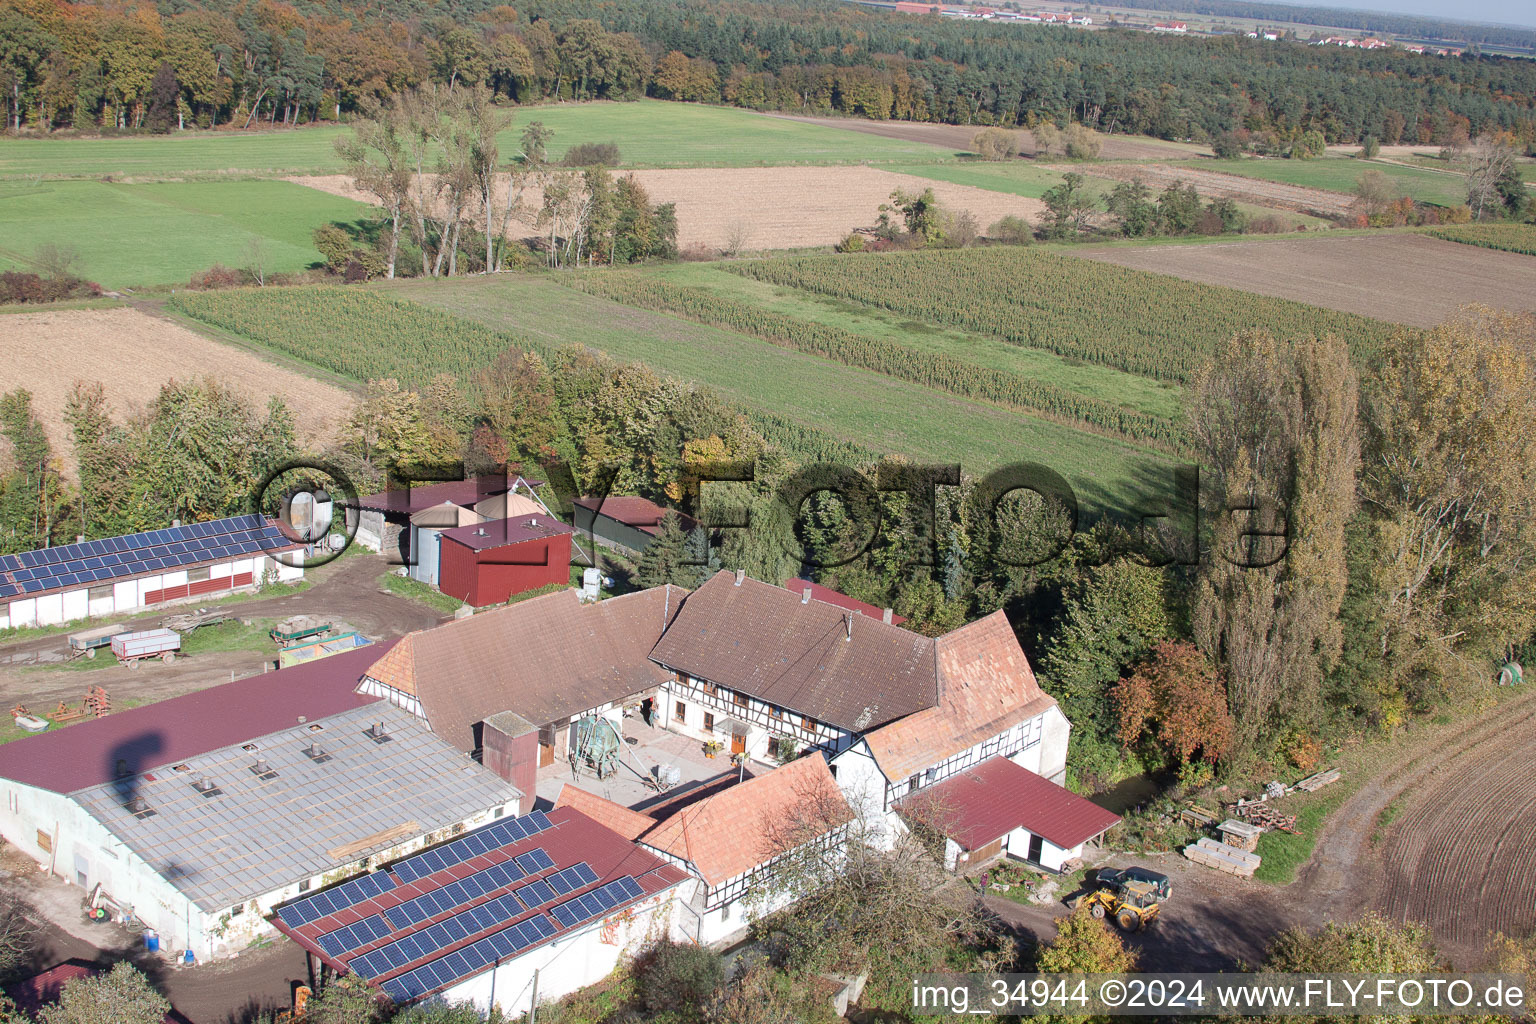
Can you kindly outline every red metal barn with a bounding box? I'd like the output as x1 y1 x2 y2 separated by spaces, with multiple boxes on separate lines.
437 516 573 607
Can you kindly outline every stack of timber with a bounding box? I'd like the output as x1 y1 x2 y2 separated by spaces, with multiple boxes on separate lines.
1179 805 1220 828
1294 768 1341 793
1184 837 1261 878
1234 803 1299 833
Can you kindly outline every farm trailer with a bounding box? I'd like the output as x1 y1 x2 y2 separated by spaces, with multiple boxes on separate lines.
110 629 181 668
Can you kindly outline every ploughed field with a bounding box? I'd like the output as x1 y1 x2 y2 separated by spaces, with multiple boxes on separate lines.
1081 162 1357 218
1074 234 1536 328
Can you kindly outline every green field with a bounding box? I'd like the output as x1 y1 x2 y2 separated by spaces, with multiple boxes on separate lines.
0 101 956 181
886 160 1113 200
0 179 373 287
1180 157 1468 206
385 276 1174 513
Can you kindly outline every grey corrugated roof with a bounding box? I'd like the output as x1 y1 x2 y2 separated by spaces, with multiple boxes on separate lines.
72 704 520 913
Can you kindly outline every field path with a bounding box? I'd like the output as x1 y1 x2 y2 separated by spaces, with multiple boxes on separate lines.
291 167 1044 252
1070 162 1354 217
1076 234 1536 328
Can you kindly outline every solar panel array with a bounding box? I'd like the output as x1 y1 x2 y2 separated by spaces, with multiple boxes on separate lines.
353 890 529 980
0 514 293 600
277 871 398 928
550 877 645 929
317 915 394 957
379 915 560 1003
383 856 540 930
392 811 553 883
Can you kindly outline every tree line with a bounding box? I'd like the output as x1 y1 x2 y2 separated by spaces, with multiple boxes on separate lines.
4 0 1536 145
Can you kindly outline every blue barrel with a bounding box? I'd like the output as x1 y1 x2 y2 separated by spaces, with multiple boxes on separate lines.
183 949 195 965
144 932 159 953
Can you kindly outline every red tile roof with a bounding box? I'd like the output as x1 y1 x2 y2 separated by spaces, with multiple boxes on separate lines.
901 756 1120 851
574 496 700 536
553 785 660 841
782 579 907 625
351 477 539 516
637 755 850 887
0 642 388 794
361 587 685 751
440 515 574 551
862 610 1056 780
651 571 937 732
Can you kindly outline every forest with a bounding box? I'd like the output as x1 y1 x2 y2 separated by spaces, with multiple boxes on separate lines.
3 0 1536 144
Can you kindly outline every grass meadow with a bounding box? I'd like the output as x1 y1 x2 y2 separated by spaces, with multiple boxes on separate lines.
1181 156 1469 206
0 179 373 287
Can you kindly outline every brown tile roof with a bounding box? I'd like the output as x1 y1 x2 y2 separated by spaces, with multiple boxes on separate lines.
637 755 850 887
900 756 1120 851
862 610 1056 781
650 571 937 732
360 586 686 751
552 785 659 841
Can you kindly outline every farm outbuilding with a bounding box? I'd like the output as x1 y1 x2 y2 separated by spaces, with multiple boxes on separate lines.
572 496 700 553
0 514 304 631
348 475 547 563
437 515 574 607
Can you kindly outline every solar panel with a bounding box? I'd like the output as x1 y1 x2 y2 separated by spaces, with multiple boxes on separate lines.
546 877 643 932
515 849 555 875
389 811 554 882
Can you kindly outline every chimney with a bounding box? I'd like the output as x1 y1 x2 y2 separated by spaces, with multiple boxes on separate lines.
254 757 270 775
308 742 324 758
801 587 812 604
531 517 538 527
128 797 149 814
194 776 215 794
882 608 893 624
734 569 745 586
845 610 853 641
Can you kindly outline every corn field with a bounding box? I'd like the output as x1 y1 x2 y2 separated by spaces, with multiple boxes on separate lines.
169 288 522 392
1427 224 1536 257
730 249 1397 383
564 273 1187 450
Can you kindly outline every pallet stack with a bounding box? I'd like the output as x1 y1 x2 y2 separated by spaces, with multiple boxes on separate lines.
1294 768 1341 793
1184 837 1261 878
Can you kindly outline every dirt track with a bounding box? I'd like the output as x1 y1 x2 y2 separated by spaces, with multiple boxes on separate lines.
291 167 1045 253
1079 162 1353 217
1076 234 1536 327
764 113 1211 162
3 307 353 473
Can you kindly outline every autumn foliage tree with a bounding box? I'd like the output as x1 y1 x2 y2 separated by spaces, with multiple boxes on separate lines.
1114 641 1233 765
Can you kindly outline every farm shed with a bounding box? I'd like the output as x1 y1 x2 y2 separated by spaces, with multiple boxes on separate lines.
0 514 304 631
357 586 686 762
899 756 1120 872
557 754 853 944
437 515 574 607
273 806 689 1016
347 475 544 560
0 643 522 960
572 496 700 553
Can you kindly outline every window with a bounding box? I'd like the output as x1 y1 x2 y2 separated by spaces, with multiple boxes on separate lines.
768 705 782 720
703 712 715 732
298 879 311 893
88 584 113 601
230 903 244 917
187 567 210 583
701 681 718 696
801 716 817 732
908 773 922 793
675 701 687 723
733 691 748 708
494 806 505 818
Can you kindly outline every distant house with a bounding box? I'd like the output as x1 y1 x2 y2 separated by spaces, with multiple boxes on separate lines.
1152 20 1188 32
0 644 521 959
0 514 304 631
557 754 852 943
572 495 700 553
437 514 574 607
893 0 941 11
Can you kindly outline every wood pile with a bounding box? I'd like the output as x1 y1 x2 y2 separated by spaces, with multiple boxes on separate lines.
1184 837 1261 878
1295 768 1341 792
1234 803 1299 833
1179 805 1220 827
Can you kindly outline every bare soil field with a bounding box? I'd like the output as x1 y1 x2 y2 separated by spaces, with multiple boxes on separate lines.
765 113 1211 161
1076 234 1536 327
1374 696 1536 962
3 307 354 463
1081 162 1354 217
291 166 1044 252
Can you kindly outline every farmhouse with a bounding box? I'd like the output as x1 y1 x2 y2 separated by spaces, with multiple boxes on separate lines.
273 806 690 1016
556 754 852 943
436 514 574 607
900 756 1119 871
572 495 701 553
0 514 304 630
348 474 548 562
1152 21 1188 32
0 644 521 960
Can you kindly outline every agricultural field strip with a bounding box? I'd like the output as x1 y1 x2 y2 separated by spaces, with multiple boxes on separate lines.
1168 157 1471 207
385 276 1174 513
558 270 1186 450
729 248 1400 382
1425 223 1536 257
1077 234 1536 329
1079 162 1357 217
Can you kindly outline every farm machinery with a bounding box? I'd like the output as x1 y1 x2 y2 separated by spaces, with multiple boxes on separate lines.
1068 867 1171 932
